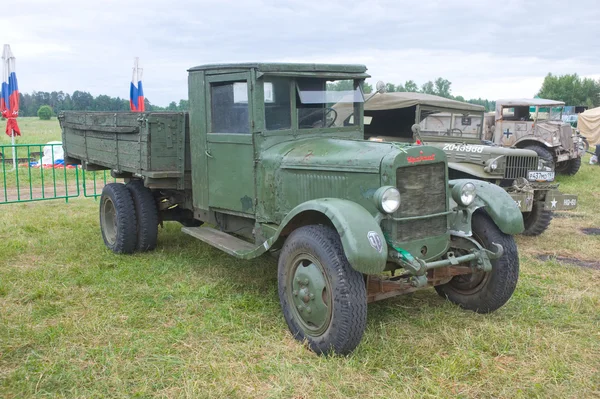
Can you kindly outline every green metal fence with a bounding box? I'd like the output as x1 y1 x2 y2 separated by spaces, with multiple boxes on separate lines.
0 143 113 204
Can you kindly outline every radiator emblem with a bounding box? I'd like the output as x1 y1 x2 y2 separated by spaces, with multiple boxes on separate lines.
407 154 436 164
367 231 383 253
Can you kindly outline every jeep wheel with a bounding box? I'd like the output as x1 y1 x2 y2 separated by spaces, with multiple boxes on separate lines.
555 157 581 176
126 180 159 251
522 200 553 236
278 225 367 355
435 211 519 313
524 144 554 170
100 183 137 254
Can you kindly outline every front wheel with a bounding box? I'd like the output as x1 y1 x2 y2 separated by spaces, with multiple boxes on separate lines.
278 225 367 355
435 211 519 313
522 200 553 236
555 157 581 176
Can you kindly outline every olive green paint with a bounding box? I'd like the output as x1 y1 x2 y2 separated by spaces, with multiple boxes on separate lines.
61 63 523 278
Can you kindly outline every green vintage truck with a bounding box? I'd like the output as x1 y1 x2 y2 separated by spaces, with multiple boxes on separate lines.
353 92 577 236
60 63 524 355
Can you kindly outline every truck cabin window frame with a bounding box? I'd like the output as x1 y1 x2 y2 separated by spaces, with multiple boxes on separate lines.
296 78 364 130
264 78 292 131
210 81 251 134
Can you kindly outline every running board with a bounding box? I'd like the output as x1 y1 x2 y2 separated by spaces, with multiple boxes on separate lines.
181 226 264 259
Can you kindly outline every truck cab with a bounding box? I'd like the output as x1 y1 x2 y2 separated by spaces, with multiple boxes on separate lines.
61 63 524 355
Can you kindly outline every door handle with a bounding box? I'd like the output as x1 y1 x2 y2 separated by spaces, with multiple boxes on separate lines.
205 150 213 158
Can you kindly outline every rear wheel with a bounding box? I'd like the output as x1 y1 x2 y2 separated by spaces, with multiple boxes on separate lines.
522 200 552 236
435 211 519 313
100 183 137 254
278 225 367 355
555 157 581 176
126 180 159 251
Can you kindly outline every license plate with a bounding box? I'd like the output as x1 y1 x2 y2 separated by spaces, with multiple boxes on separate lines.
528 170 555 181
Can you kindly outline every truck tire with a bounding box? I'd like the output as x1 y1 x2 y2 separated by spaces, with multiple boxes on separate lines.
435 211 519 313
126 180 159 251
278 225 367 355
524 144 554 169
555 157 581 176
100 183 137 254
522 201 552 236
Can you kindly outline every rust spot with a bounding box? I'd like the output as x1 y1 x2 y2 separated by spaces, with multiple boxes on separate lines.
302 151 314 162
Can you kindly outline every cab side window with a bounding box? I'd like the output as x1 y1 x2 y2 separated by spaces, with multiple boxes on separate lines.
264 78 291 131
211 81 249 133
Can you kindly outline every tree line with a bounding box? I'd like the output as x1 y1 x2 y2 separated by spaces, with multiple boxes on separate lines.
16 91 188 117
14 73 600 118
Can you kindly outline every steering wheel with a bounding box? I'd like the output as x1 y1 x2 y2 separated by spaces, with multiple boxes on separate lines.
447 128 463 137
299 107 338 128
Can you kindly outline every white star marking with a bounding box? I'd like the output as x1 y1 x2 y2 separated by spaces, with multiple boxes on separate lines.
551 198 557 208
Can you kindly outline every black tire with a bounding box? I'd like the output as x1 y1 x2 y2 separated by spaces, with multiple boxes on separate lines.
99 183 137 254
435 211 519 313
555 157 581 176
522 200 553 236
278 225 367 355
126 180 159 251
524 144 554 170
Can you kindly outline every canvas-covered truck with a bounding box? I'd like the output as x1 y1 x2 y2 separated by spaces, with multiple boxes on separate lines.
60 63 524 355
483 99 586 175
345 92 578 236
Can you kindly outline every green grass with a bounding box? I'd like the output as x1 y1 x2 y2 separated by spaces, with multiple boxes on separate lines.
0 117 63 146
0 129 599 397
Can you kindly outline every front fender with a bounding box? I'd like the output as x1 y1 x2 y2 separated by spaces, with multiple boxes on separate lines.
273 198 388 274
449 179 524 235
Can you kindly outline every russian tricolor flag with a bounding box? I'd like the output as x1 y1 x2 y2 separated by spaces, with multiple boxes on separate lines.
130 57 145 112
1 44 21 136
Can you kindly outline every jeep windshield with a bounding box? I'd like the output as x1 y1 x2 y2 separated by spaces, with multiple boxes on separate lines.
296 78 364 129
536 106 563 122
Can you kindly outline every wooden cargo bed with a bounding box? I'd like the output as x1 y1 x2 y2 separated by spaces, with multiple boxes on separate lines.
60 111 190 188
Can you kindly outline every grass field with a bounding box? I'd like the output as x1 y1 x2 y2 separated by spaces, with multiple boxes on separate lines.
0 120 599 398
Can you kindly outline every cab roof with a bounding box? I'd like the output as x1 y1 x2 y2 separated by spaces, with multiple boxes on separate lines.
188 62 370 78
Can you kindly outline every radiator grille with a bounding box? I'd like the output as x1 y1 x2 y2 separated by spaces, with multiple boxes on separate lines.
560 125 573 151
504 156 538 180
395 163 447 242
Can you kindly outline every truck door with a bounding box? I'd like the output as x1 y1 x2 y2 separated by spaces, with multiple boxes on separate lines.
206 74 256 215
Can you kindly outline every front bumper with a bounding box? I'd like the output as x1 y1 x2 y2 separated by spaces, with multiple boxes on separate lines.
543 189 578 211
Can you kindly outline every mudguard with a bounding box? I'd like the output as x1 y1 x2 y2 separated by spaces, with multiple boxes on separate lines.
449 179 525 235
272 198 388 274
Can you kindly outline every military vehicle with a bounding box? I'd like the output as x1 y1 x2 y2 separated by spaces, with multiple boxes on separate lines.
348 92 577 236
60 63 524 355
483 99 585 175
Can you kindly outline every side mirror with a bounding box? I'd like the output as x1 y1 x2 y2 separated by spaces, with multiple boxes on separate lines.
376 81 387 94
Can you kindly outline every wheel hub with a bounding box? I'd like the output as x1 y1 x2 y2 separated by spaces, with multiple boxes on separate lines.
289 257 331 336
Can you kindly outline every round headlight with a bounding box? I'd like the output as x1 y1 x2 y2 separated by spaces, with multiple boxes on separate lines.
452 182 476 207
373 186 401 214
460 182 476 206
489 160 498 170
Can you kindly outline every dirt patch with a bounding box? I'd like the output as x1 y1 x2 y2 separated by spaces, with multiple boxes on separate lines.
536 255 600 270
581 228 600 236
552 212 586 219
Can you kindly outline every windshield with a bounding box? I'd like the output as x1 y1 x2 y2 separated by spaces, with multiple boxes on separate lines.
297 78 364 129
536 106 563 121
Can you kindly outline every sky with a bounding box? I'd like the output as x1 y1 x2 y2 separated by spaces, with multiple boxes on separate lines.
2 0 599 106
